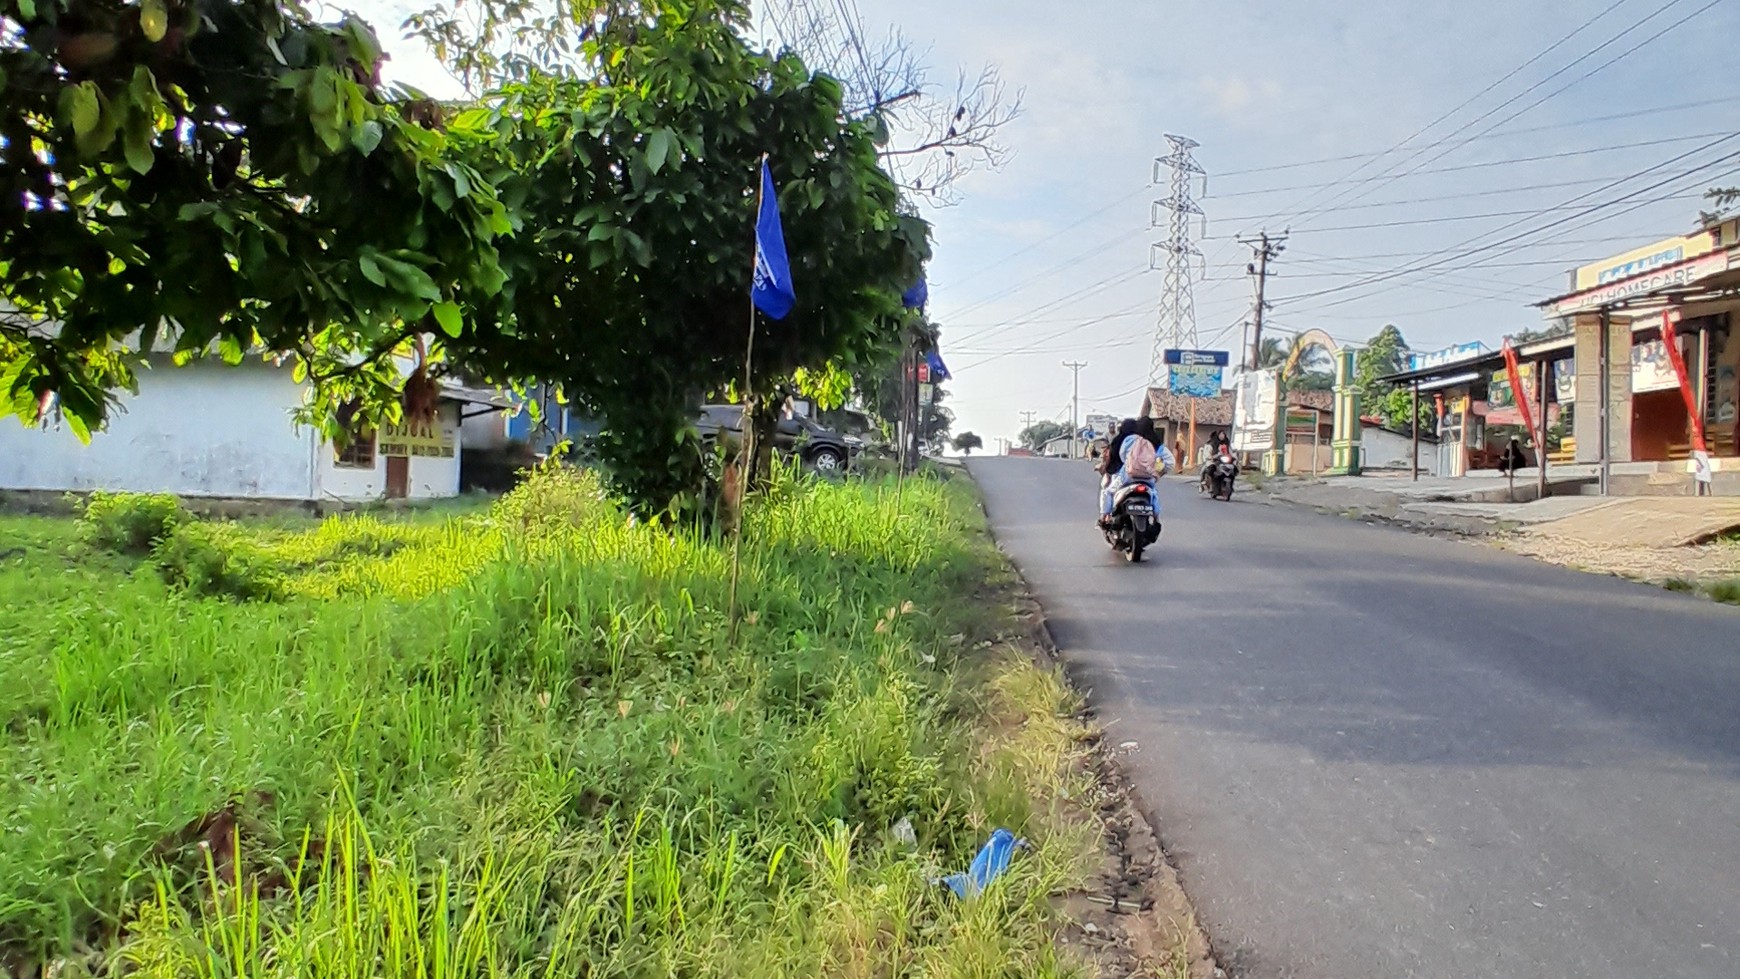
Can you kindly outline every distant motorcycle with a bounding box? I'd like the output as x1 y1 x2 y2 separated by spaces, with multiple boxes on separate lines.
1200 450 1238 502
1104 482 1161 562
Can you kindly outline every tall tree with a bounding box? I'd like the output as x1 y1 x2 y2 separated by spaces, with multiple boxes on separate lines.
1354 324 1409 411
951 431 981 456
1018 419 1066 451
3 0 931 519
1 0 509 435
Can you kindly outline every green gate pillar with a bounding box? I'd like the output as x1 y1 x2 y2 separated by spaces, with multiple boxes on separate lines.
1328 349 1362 476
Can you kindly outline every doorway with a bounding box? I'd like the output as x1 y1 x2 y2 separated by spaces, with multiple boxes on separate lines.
385 455 409 499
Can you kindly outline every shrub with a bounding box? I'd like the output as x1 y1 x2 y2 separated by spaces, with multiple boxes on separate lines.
493 462 607 532
78 492 186 554
151 522 286 600
1706 579 1740 606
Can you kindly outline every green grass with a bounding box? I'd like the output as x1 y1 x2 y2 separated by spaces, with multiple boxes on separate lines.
0 467 1099 977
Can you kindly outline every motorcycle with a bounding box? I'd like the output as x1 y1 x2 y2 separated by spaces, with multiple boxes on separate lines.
1104 481 1162 562
1200 450 1238 501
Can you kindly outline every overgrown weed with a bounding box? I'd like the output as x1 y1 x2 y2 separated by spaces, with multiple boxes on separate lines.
0 467 1099 975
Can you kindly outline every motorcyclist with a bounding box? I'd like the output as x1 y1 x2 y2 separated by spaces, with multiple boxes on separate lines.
1099 417 1174 528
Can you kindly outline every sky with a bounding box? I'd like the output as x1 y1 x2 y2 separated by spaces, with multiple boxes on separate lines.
350 0 1740 448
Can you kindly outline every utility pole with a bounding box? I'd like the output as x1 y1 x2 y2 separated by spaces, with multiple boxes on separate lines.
1064 361 1087 459
1238 231 1286 370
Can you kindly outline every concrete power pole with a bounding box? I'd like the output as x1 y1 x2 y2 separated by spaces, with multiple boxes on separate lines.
1064 361 1087 458
1239 231 1286 369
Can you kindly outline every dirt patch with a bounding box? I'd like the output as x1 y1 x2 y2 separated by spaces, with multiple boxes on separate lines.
1003 594 1221 979
1495 533 1740 584
1054 737 1220 979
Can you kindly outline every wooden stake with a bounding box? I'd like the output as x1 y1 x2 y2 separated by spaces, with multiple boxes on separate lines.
728 156 767 643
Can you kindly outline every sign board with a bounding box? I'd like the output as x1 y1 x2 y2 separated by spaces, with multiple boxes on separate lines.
380 414 456 459
1163 349 1230 398
1084 413 1118 440
1551 250 1731 316
1231 369 1279 452
1406 342 1484 372
1570 219 1737 291
918 382 935 405
916 362 931 384
1631 338 1681 394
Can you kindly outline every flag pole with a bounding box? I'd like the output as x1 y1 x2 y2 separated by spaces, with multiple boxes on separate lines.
728 155 767 644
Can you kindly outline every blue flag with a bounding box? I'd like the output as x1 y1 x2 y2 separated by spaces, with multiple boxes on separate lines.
926 348 951 382
751 161 796 320
902 277 928 311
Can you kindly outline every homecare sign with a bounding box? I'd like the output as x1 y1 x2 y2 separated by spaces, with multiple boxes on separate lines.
1595 245 1683 285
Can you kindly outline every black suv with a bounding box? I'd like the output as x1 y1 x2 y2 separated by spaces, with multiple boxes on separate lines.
696 405 861 473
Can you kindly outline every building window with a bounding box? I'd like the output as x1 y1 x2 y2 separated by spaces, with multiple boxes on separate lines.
334 429 376 469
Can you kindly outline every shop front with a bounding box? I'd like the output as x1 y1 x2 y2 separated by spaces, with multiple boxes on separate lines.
1538 217 1740 493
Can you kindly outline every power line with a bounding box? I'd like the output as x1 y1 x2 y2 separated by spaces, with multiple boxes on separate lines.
1287 0 1723 232
1250 0 1632 230
1274 137 1740 309
1206 132 1730 199
949 265 1147 344
1214 94 1740 178
946 231 1147 325
942 184 1153 289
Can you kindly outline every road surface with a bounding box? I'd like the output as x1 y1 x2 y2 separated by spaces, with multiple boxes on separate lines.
969 457 1740 979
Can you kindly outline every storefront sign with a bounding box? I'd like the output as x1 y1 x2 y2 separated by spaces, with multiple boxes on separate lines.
1553 250 1732 316
1231 369 1279 452
1407 342 1484 372
1596 245 1684 285
1163 349 1229 398
379 415 455 458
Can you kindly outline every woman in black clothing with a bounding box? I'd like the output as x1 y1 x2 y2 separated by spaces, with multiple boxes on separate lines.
1099 418 1139 475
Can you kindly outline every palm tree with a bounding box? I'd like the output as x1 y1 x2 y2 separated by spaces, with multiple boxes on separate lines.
1257 336 1291 369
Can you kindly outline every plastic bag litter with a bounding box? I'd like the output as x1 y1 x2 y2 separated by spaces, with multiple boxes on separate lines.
937 828 1027 899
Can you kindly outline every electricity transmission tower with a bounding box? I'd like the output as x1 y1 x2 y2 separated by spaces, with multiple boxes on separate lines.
1149 135 1204 385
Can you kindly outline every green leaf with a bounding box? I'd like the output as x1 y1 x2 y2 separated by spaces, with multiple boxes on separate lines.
16 0 33 19
140 0 169 42
61 83 101 145
65 409 92 444
123 114 155 174
432 301 463 337
374 255 441 301
350 119 383 156
645 128 673 174
358 253 386 286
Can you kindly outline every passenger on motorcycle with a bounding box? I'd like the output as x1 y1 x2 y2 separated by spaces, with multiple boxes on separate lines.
1099 417 1174 528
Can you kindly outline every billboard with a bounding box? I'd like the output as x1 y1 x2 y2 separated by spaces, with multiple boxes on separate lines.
1406 342 1484 372
1231 369 1279 452
1164 349 1230 398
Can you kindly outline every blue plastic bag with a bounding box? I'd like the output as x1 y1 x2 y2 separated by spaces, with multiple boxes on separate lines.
939 828 1025 899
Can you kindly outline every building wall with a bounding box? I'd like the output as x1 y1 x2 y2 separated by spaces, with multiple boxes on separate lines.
0 360 318 499
1361 425 1433 471
462 406 512 451
313 401 462 502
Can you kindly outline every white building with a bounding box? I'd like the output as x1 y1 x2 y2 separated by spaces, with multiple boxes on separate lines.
0 355 504 503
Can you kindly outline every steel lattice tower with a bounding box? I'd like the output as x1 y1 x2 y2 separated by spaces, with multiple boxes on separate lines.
1149 135 1204 384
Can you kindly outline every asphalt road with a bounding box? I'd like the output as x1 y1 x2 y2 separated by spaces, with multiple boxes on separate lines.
968 457 1740 979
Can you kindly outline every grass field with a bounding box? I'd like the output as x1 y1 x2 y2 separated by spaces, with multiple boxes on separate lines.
0 467 1100 977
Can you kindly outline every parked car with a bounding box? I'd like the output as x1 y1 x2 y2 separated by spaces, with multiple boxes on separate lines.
696 404 861 473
